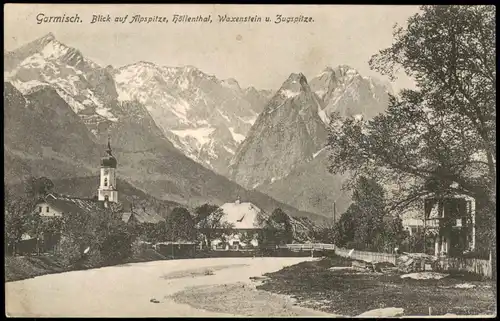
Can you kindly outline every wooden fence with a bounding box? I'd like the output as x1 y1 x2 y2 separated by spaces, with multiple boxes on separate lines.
437 256 492 278
334 247 398 265
276 243 336 251
334 246 492 279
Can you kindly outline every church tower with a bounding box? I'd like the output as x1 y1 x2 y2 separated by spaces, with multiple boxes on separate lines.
98 136 118 203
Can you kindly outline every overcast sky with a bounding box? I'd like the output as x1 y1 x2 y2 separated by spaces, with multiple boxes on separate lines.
5 4 420 91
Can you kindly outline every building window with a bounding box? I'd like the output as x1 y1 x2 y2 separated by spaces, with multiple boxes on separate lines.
39 206 42 213
104 177 108 187
46 206 50 213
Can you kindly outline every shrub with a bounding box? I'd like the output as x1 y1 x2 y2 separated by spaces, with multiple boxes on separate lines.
99 226 135 265
58 237 82 267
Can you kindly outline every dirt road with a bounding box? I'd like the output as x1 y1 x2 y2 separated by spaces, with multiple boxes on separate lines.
5 257 337 317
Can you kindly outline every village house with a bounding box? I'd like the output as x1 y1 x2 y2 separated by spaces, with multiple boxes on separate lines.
424 193 476 257
32 193 111 253
210 197 264 250
121 206 165 225
402 218 438 236
402 193 476 257
28 138 161 253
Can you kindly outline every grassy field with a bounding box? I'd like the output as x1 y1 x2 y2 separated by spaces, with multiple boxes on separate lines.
256 255 496 316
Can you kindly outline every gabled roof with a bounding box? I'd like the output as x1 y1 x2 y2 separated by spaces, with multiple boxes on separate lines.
219 201 264 229
41 193 105 216
122 207 165 224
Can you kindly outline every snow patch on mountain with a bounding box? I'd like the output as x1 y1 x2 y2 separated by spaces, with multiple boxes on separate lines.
217 109 231 123
223 146 235 155
280 89 300 98
171 100 191 123
55 89 87 113
40 40 71 59
19 54 48 69
318 108 330 125
240 116 257 125
5 36 119 125
95 107 118 122
229 127 246 143
171 127 216 148
113 62 269 174
117 89 132 101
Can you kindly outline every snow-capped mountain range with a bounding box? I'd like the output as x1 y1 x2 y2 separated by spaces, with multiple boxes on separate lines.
4 32 393 218
5 33 272 175
113 61 272 174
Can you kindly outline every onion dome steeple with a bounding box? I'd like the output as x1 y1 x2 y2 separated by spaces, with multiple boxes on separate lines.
100 136 117 168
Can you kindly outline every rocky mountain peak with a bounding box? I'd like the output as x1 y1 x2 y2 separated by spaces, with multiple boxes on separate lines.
181 65 201 75
334 64 360 77
283 72 308 86
40 32 56 43
221 78 241 91
229 70 329 190
308 65 392 121
276 72 310 99
137 60 157 67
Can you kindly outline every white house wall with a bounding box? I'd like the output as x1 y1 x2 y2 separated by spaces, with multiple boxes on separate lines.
36 202 63 218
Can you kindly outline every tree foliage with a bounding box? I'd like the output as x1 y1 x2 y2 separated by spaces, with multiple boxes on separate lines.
4 188 36 255
60 203 135 266
259 208 294 246
166 207 196 242
327 6 495 251
25 176 54 201
194 203 234 249
330 177 406 252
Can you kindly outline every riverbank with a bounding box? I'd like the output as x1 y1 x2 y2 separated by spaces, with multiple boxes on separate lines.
6 257 331 317
256 255 496 317
4 249 167 282
4 247 314 283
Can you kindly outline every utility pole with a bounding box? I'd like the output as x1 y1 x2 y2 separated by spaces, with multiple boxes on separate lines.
423 198 427 254
333 202 336 225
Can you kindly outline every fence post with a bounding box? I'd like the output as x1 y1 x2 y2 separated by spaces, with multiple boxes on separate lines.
489 250 492 278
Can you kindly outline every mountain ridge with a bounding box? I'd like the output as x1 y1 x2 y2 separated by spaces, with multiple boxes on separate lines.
229 67 392 216
5 33 393 220
3 80 326 223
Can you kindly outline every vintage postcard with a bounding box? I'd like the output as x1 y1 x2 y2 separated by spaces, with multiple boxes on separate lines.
4 3 496 318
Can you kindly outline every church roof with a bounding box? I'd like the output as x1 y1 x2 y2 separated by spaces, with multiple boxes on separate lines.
219 200 264 229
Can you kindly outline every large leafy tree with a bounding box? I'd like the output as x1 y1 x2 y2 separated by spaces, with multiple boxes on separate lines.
4 188 36 255
25 176 54 201
327 6 495 253
259 208 294 246
60 202 134 266
331 208 356 248
332 177 389 251
166 207 196 242
194 204 234 249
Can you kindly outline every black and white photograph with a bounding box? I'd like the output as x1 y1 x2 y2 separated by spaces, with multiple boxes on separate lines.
3 4 496 317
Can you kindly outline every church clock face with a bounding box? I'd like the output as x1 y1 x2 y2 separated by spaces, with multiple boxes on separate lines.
104 169 109 175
